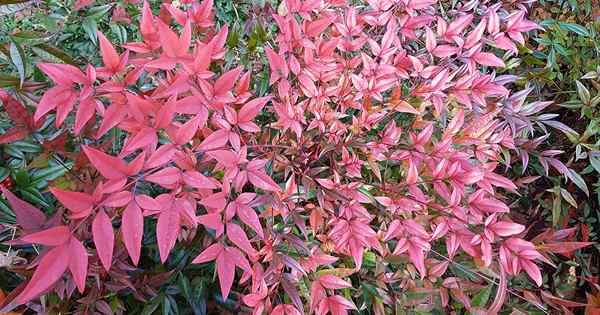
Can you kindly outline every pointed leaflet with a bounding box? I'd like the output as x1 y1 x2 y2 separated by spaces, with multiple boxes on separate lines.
319 275 352 289
192 243 224 264
74 97 97 134
214 66 242 96
238 96 272 123
216 247 236 300
97 31 120 73
92 209 114 271
192 245 248 300
156 206 181 263
82 145 127 179
144 167 181 187
15 244 69 305
198 129 228 151
49 187 94 215
121 202 144 265
20 225 70 246
68 237 88 293
1 187 46 230
175 115 202 145
247 162 280 192
37 63 86 85
473 52 505 68
226 222 256 256
235 201 264 238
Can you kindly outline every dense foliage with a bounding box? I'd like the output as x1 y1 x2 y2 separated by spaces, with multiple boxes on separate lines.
0 0 597 314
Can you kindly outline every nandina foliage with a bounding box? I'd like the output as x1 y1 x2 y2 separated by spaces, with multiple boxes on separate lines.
0 0 582 314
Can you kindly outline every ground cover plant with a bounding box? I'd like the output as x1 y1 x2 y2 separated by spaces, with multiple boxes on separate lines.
0 0 597 314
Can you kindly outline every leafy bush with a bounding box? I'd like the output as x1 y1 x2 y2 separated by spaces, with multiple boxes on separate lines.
0 0 595 314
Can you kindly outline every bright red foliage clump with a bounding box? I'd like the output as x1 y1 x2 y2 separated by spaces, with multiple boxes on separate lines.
0 0 570 314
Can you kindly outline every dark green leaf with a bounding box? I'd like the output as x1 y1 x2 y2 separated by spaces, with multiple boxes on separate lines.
558 22 590 37
9 41 26 88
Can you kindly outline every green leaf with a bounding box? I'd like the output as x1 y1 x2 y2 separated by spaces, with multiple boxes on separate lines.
575 80 591 104
567 168 589 196
82 18 99 45
590 154 600 173
558 22 590 37
31 44 77 65
560 188 578 207
472 285 492 307
86 3 114 19
0 167 9 182
11 31 53 45
9 40 26 88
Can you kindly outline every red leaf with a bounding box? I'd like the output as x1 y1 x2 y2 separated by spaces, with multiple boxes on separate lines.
1 187 46 230
82 145 127 180
216 247 236 300
101 191 132 207
37 63 86 85
125 127 157 152
145 167 181 187
175 115 203 145
156 206 181 263
226 222 256 256
318 275 352 290
214 67 242 96
473 52 505 67
49 187 94 215
121 202 144 265
20 226 70 246
538 242 593 254
192 243 224 264
15 244 69 305
145 144 176 169
247 170 280 192
235 202 264 239
305 17 333 37
74 97 98 135
97 31 120 72
92 210 114 271
68 237 88 293
182 171 217 189
0 128 28 144
197 213 224 237
198 129 228 151
238 96 271 123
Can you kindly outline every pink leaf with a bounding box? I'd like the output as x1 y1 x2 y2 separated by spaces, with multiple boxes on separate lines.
226 222 256 256
192 242 224 264
319 275 352 290
68 237 88 293
82 145 127 180
15 244 69 305
473 52 505 67
248 170 280 192
21 225 71 246
121 202 144 265
97 31 120 72
156 206 181 263
238 96 271 123
182 171 217 189
49 187 94 215
145 167 181 187
92 209 114 271
489 221 525 237
198 129 228 151
216 247 236 300
175 115 203 145
1 187 46 230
